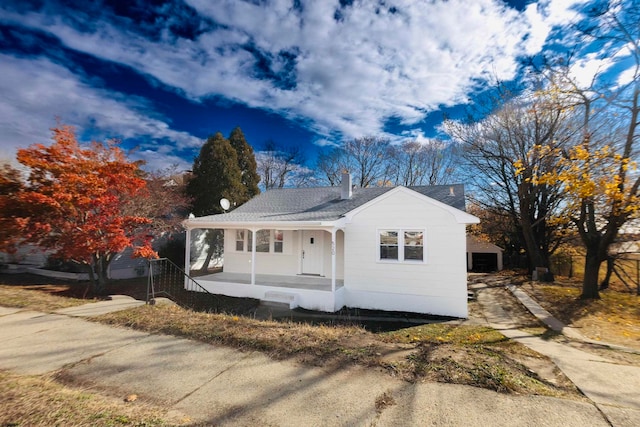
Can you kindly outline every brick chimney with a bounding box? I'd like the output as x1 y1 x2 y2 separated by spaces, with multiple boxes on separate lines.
341 172 352 200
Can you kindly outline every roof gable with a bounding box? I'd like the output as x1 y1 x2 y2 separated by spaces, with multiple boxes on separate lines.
344 186 479 224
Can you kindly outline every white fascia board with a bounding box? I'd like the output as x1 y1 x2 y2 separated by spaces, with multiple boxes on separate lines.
183 219 343 231
344 186 480 225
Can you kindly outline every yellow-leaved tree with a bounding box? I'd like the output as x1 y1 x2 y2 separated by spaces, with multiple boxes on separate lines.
516 0 640 299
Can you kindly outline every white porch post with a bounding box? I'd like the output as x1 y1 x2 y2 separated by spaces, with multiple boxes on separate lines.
184 227 191 290
331 229 336 293
250 228 257 285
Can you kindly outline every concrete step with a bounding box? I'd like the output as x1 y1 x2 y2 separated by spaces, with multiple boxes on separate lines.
263 291 299 309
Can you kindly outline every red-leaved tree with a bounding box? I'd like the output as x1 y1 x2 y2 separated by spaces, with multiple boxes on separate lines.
2 125 156 294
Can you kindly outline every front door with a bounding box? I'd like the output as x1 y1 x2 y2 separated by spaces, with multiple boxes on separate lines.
302 230 323 275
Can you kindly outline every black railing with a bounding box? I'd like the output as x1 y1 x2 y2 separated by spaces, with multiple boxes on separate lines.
147 258 259 313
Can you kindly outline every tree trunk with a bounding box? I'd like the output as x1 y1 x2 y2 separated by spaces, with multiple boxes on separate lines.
85 262 97 298
599 256 614 290
89 254 110 296
518 183 550 274
200 229 222 273
581 248 601 299
201 246 214 273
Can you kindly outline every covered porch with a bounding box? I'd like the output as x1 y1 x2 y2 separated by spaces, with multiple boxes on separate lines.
193 271 346 312
184 218 347 312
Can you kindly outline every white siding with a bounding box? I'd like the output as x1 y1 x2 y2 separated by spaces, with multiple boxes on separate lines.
343 190 468 317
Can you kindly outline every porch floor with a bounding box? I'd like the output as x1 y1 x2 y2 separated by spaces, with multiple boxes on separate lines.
196 271 344 292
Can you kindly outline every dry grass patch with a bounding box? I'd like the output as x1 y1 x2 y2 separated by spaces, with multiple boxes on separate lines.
0 370 180 426
97 304 373 366
522 279 640 351
95 304 582 398
0 284 88 312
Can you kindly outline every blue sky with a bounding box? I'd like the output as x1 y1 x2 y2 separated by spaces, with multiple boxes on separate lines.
0 0 620 171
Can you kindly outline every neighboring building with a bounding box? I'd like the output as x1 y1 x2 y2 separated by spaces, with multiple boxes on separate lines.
466 236 503 272
0 243 50 267
611 219 640 260
183 174 479 318
1 244 148 280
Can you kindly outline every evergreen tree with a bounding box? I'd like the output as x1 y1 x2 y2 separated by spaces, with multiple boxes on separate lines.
187 132 246 272
228 126 260 200
187 132 246 216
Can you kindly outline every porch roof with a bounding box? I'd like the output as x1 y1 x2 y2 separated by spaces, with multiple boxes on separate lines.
185 184 467 229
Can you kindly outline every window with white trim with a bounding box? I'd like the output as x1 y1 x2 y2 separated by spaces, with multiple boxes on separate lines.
274 230 284 253
238 229 283 253
235 230 244 252
379 230 399 260
255 230 270 252
379 229 425 262
403 230 424 261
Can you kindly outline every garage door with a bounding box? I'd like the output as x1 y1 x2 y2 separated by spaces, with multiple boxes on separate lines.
471 253 498 272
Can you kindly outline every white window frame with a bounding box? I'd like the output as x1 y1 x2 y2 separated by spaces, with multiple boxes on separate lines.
274 230 284 253
235 229 286 254
379 230 399 261
377 228 426 263
235 230 245 252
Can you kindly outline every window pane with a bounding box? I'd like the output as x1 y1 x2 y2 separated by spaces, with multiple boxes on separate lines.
235 230 244 251
380 230 398 260
404 246 423 260
404 231 424 261
404 231 423 246
380 245 398 260
380 230 398 244
256 230 270 252
273 230 283 253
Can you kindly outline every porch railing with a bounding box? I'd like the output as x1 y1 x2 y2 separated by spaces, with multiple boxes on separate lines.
147 258 222 311
147 258 260 313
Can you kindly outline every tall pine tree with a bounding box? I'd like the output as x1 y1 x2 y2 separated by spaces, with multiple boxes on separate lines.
228 126 260 200
187 132 246 216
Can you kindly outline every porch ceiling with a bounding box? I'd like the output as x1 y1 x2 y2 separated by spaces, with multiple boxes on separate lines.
196 272 344 292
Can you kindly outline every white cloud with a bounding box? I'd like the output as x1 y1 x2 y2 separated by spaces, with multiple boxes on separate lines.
523 0 589 54
568 52 617 88
0 53 199 170
617 67 637 87
1 0 565 142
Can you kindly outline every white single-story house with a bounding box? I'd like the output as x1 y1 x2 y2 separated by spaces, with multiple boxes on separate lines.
183 175 479 318
466 236 503 272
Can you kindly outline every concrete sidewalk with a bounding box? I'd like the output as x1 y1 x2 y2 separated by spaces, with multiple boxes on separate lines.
0 297 610 426
473 281 640 427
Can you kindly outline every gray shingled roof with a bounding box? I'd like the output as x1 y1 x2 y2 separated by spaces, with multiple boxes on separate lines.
190 184 466 224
